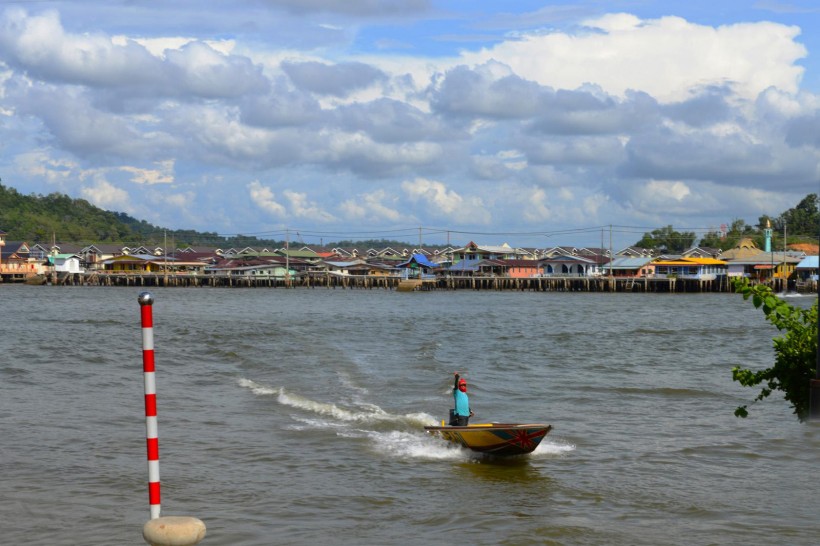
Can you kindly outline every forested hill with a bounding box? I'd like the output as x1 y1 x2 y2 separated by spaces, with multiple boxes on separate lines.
0 183 275 248
0 183 426 249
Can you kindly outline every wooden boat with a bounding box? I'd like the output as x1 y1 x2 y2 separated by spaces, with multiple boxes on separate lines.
424 423 553 456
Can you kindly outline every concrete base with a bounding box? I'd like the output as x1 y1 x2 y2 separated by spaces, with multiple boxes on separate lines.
143 516 206 546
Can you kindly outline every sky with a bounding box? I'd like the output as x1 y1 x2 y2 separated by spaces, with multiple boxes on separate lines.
0 0 819 250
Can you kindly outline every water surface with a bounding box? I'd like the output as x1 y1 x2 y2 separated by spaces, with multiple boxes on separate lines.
1 285 817 545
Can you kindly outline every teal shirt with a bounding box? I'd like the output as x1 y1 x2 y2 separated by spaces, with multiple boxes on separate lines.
453 389 470 416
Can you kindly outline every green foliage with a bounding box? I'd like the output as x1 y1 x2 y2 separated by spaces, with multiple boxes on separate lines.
0 182 281 247
699 218 760 250
772 193 819 237
637 193 819 251
0 182 435 249
731 278 818 421
635 225 696 252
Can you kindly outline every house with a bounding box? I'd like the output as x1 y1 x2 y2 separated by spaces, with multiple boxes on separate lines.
0 241 43 276
206 258 293 278
98 253 200 273
538 254 603 277
499 259 542 278
794 256 818 281
650 257 727 280
396 253 439 279
451 242 526 263
616 246 656 257
475 259 507 277
682 247 722 259
317 259 373 277
49 253 83 273
79 244 128 270
605 257 654 278
100 254 155 273
718 237 762 261
724 252 803 280
275 248 323 264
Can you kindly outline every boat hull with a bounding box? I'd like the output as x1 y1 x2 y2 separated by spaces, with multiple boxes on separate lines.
424 423 552 456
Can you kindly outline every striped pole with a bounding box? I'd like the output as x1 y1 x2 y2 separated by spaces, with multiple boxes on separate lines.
139 292 161 520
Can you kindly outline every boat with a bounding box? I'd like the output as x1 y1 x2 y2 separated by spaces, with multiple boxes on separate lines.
424 422 553 456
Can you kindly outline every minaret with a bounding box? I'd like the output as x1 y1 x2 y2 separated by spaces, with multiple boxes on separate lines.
764 219 772 253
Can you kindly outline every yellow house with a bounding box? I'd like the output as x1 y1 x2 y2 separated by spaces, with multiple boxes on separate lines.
102 254 159 273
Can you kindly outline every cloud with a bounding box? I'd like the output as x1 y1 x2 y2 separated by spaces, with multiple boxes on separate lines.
121 160 175 185
14 150 77 183
0 9 268 99
402 177 491 224
340 189 402 222
282 190 336 222
0 5 817 249
80 177 130 209
248 180 286 217
458 13 807 102
282 61 388 97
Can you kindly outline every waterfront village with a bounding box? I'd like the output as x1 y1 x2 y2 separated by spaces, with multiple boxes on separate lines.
0 228 817 293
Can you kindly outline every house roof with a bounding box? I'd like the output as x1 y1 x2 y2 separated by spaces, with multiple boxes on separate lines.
726 253 803 265
796 256 819 269
608 257 654 269
396 253 439 268
539 254 599 264
653 257 727 266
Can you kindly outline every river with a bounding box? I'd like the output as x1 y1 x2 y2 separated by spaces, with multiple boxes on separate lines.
1 285 817 545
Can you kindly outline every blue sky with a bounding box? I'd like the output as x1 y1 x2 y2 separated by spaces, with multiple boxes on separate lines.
0 0 819 249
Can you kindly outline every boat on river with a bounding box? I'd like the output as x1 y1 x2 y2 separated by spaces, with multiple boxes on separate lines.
424 423 552 456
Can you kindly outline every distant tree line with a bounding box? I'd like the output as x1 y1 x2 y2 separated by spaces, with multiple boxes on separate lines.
0 182 281 248
634 194 819 252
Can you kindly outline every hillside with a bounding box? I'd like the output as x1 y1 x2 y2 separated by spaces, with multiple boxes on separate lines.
0 183 278 248
0 183 427 250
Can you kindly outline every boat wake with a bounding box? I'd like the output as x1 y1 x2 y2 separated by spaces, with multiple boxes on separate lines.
238 378 573 461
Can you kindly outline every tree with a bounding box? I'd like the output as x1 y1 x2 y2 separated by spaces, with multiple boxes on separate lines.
731 278 818 421
634 225 697 252
776 193 820 238
700 218 758 249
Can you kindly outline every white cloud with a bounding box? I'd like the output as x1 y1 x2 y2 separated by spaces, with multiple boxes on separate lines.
401 177 491 224
283 189 336 222
80 178 130 209
522 187 552 222
340 189 402 221
121 160 175 185
14 150 76 183
648 179 692 201
248 180 286 217
459 14 806 102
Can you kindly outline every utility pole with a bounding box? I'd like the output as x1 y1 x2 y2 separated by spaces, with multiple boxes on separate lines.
810 230 820 419
285 228 290 287
608 225 613 291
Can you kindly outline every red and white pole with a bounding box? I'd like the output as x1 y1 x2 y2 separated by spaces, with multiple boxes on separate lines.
139 292 161 520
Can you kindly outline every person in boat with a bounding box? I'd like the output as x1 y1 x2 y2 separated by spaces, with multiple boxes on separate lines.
450 372 473 426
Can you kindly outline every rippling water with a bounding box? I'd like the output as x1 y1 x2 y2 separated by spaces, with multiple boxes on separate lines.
1 285 817 545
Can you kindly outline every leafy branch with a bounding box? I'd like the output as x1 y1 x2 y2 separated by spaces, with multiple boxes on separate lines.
731 278 818 421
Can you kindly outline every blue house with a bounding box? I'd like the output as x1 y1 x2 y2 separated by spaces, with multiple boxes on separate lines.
396 253 439 279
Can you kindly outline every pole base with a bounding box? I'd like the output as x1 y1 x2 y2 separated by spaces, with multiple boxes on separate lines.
143 516 206 546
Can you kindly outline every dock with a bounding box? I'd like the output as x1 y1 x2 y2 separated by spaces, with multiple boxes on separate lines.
32 271 812 293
